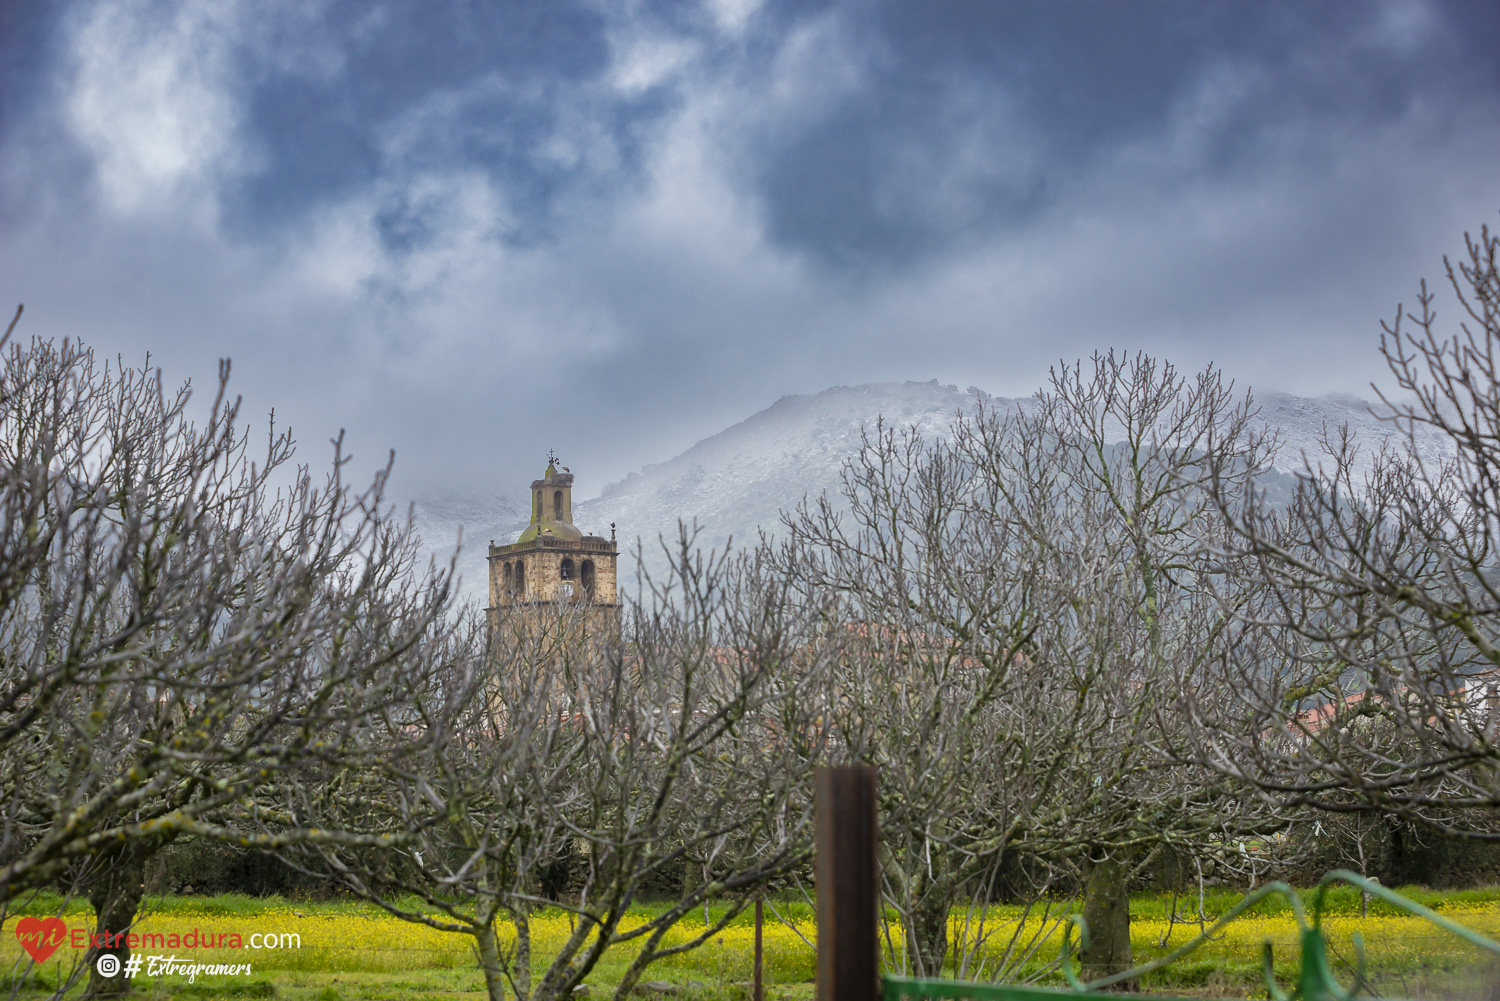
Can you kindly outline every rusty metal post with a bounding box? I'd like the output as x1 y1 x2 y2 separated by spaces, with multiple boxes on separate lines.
816 765 878 1001
754 894 764 1001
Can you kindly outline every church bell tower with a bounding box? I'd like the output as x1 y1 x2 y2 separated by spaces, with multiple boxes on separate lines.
487 456 619 642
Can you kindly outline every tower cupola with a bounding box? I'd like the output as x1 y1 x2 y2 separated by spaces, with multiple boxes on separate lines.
517 455 583 544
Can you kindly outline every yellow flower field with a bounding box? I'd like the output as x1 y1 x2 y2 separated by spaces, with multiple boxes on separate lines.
4 894 1499 999
0 904 823 994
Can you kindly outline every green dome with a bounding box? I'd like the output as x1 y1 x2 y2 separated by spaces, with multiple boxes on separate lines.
516 520 583 544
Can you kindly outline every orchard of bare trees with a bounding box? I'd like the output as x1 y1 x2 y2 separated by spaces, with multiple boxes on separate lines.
3 216 1500 997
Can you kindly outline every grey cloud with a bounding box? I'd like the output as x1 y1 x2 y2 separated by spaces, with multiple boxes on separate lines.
739 0 1499 271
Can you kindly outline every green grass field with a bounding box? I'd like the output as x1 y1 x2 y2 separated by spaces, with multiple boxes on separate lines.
4 886 1500 1000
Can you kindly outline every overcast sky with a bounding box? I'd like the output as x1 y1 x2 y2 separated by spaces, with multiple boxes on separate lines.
2 0 1497 499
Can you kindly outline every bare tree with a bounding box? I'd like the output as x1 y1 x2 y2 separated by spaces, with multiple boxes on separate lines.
1188 220 1500 840
0 315 460 996
772 416 1059 981
774 352 1294 981
284 532 840 1001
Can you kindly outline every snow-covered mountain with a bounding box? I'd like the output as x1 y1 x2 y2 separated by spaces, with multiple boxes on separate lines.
575 381 1004 581
1256 391 1453 475
406 491 523 600
412 380 1453 603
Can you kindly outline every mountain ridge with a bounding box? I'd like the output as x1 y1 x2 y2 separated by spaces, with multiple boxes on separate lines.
411 379 1448 602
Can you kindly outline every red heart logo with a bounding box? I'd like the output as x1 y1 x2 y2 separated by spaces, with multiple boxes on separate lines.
15 917 67 963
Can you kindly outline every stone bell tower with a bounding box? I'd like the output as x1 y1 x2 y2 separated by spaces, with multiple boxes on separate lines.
487 455 619 642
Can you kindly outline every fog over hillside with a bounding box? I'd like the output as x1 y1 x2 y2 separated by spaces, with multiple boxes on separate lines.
412 380 1452 604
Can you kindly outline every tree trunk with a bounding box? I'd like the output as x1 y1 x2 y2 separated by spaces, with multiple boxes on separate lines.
1080 850 1132 986
475 916 508 1001
83 837 168 998
512 904 532 1001
906 876 951 977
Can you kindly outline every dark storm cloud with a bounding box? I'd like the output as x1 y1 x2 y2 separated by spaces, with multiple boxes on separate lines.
0 0 1496 507
227 4 642 245
748 0 1500 270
